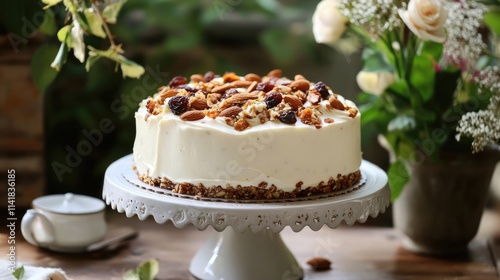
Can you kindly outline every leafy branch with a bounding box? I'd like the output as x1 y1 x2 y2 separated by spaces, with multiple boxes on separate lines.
42 0 144 79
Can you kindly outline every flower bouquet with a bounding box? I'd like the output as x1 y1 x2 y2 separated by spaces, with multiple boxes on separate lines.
313 0 500 200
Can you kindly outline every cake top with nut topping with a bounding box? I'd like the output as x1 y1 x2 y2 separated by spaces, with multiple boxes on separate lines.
141 69 359 131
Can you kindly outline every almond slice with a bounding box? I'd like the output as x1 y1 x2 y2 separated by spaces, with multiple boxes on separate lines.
180 110 205 121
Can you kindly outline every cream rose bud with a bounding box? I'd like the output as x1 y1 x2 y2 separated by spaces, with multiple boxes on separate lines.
356 71 396 95
399 0 447 43
312 0 348 45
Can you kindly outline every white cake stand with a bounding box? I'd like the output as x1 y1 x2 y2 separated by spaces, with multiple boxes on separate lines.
102 155 390 280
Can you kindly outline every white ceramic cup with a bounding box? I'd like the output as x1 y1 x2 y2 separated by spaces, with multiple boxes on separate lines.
21 193 107 253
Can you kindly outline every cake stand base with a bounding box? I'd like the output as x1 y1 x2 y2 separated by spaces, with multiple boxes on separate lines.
190 229 302 280
103 155 390 280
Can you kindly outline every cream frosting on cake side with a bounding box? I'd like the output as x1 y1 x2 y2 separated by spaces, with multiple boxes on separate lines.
133 70 362 199
133 100 361 193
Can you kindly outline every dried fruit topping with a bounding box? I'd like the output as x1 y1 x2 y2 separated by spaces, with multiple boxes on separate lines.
328 97 346 111
290 80 310 92
180 110 205 121
265 92 283 109
203 71 215 82
168 96 189 115
283 95 303 111
219 106 242 118
307 90 321 105
244 73 262 82
190 74 203 83
223 72 240 83
306 257 331 271
222 88 239 99
256 82 274 93
267 69 282 77
234 119 250 131
176 84 197 92
146 99 156 114
278 110 297 124
315 81 330 99
191 98 208 110
169 76 187 87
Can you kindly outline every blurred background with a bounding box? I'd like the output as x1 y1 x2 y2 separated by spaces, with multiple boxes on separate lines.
1 0 497 224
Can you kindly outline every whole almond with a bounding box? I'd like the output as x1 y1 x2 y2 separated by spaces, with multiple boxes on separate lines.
283 95 303 110
190 74 204 83
290 80 310 92
294 74 306 81
219 106 242 118
191 98 208 110
158 89 177 104
329 97 346 111
306 257 331 271
180 110 205 121
212 80 253 93
267 69 282 77
220 91 260 110
244 73 262 82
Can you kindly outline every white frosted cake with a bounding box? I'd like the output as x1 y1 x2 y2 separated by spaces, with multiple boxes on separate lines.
133 70 361 199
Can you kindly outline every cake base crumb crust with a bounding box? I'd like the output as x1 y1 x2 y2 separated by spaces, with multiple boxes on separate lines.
137 170 361 200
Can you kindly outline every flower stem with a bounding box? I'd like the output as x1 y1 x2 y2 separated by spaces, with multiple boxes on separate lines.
91 0 116 48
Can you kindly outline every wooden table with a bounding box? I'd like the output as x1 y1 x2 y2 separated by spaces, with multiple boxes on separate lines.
2 210 499 280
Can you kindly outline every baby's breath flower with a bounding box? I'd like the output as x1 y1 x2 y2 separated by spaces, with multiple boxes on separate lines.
443 0 487 70
456 110 500 153
473 66 500 95
339 0 405 38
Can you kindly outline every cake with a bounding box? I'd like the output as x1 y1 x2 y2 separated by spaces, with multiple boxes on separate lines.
133 70 361 200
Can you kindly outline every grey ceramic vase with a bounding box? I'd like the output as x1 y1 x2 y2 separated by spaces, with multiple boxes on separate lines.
393 147 500 255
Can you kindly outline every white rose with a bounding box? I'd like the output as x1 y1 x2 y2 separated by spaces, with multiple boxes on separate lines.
312 0 348 45
356 71 396 95
398 0 447 43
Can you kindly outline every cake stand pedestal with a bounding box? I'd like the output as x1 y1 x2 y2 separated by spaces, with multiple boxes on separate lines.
102 155 390 280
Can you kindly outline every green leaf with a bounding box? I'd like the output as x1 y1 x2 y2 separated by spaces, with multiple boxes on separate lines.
484 11 500 35
87 46 145 79
410 55 435 101
102 0 127 24
120 59 146 79
42 0 63 9
419 41 442 61
31 43 59 92
51 42 68 71
386 80 410 98
57 25 72 42
39 10 57 36
388 160 409 201
123 259 159 280
361 48 394 72
13 266 24 279
84 8 106 38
